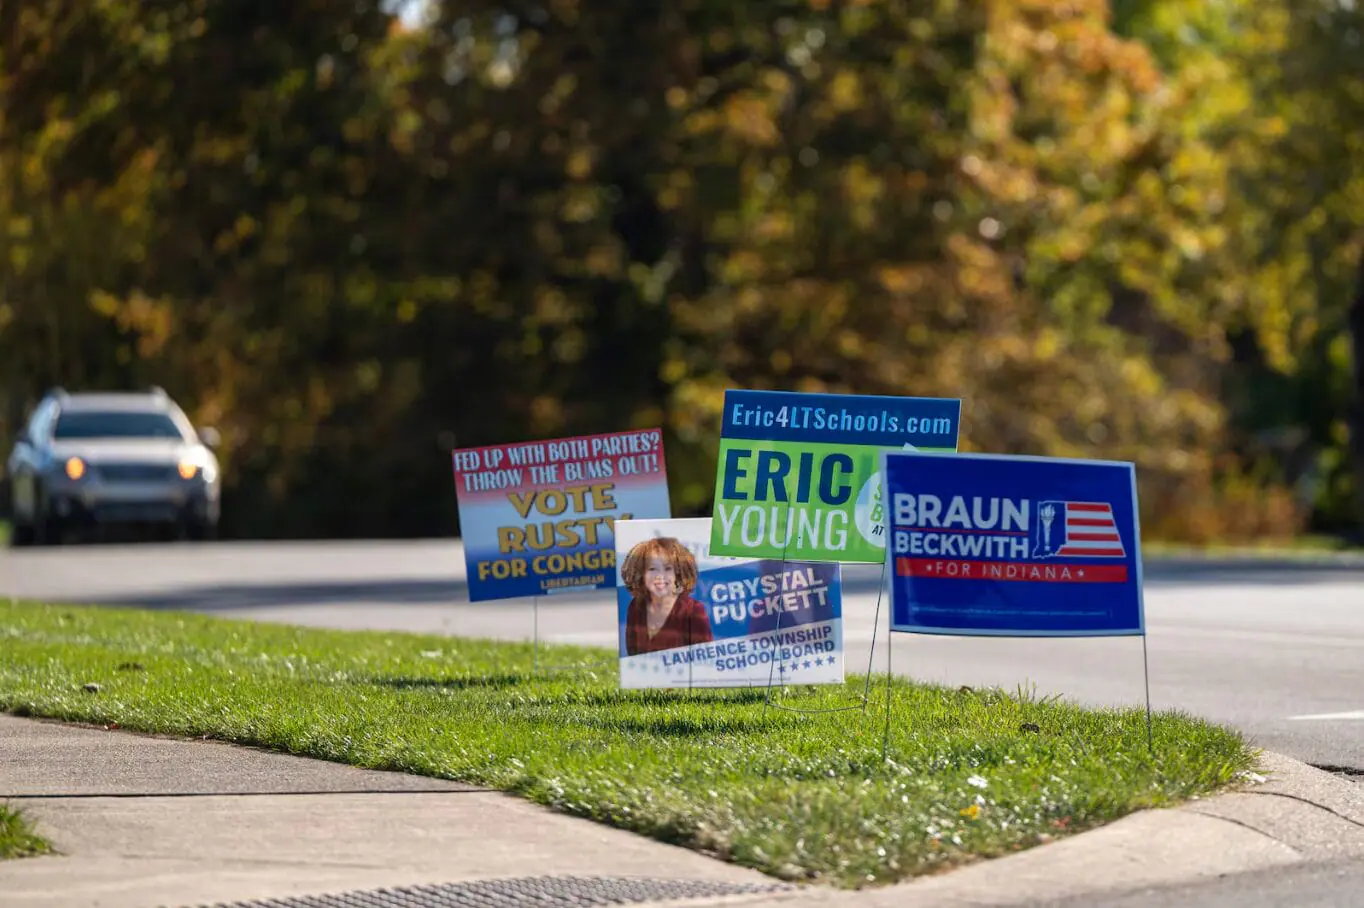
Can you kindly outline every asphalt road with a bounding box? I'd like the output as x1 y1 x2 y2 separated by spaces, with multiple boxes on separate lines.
2 539 1362 770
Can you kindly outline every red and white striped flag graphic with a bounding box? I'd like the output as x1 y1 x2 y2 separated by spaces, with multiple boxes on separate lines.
1053 501 1126 557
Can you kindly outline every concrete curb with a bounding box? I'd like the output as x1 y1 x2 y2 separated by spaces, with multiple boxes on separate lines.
3 714 1360 908
1141 550 1364 572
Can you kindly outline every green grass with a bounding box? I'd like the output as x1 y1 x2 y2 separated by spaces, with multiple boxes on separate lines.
1143 533 1364 559
0 803 51 860
0 601 1257 888
0 520 8 546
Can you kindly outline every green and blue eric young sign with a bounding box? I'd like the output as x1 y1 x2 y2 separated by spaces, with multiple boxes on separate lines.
882 450 1144 637
709 389 962 563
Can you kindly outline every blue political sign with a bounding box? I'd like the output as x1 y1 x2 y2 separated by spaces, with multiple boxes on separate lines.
882 450 1144 637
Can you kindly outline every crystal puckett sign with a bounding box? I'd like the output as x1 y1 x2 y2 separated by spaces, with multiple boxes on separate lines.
451 429 672 602
615 517 844 689
709 389 962 563
882 450 1144 637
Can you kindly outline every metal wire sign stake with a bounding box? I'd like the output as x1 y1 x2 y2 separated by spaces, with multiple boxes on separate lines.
876 449 1153 761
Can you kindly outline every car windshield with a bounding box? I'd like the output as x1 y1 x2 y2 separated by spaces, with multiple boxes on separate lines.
52 410 186 441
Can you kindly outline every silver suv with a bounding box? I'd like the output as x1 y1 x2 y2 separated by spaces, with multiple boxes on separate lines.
5 387 222 545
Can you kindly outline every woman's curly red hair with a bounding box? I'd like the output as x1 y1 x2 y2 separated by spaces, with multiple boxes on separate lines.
620 536 698 597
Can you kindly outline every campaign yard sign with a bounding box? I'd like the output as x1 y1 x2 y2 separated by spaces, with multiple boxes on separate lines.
709 389 962 563
882 450 1144 637
615 517 845 689
451 429 671 602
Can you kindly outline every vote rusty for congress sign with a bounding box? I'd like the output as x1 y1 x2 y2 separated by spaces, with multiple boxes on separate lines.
709 389 962 563
882 450 1144 637
451 429 672 602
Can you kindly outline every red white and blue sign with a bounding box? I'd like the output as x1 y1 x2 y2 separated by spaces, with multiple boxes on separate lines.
882 450 1144 637
1031 500 1127 558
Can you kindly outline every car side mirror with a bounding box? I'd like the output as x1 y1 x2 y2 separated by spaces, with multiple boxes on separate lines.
197 426 221 449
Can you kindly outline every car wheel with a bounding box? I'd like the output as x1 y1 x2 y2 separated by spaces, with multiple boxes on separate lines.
29 489 68 546
181 517 217 542
32 515 64 546
8 520 35 547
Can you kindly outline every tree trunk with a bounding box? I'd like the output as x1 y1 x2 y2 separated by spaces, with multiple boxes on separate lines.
1347 250 1364 542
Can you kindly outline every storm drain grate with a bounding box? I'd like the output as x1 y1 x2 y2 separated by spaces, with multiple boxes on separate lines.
181 875 797 908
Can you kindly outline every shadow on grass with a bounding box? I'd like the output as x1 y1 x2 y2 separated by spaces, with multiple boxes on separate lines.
572 714 771 737
362 676 781 708
365 674 531 691
546 687 775 709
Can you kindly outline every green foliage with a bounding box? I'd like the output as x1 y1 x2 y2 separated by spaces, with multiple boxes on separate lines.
1 0 1363 541
0 600 1255 886
0 803 51 860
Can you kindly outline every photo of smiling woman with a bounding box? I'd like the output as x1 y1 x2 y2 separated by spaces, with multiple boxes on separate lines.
621 536 714 655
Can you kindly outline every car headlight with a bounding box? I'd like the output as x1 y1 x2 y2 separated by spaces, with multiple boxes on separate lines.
64 457 86 480
179 459 217 482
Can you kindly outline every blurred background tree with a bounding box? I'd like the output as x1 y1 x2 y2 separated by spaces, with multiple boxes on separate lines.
2 0 1363 545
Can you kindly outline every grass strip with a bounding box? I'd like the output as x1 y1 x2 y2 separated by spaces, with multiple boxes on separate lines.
1142 534 1364 559
0 803 52 860
0 600 1257 888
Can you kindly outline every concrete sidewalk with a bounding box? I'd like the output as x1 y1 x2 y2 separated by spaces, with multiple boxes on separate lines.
2 714 1362 908
0 715 790 908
